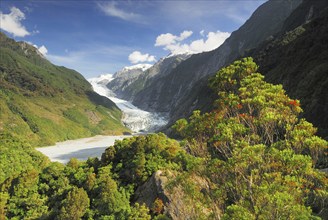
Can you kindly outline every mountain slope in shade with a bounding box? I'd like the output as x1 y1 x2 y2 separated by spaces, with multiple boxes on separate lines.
249 0 328 138
171 0 328 139
107 0 300 124
0 32 129 146
107 53 190 103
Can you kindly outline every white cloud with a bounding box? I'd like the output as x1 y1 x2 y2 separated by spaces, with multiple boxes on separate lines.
155 30 230 55
0 7 30 37
155 33 177 47
189 31 230 53
155 30 193 46
38 45 48 56
200 30 205 37
128 51 156 64
97 2 142 22
177 30 193 41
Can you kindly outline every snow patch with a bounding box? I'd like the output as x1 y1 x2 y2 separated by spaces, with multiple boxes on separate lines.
123 63 153 71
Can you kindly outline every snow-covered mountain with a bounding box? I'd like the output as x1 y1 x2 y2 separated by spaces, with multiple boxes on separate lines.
106 54 191 101
121 63 153 72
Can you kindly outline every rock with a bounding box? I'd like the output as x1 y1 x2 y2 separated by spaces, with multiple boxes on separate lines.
134 170 221 219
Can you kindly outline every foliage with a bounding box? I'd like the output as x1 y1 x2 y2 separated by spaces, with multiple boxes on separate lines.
0 132 49 183
101 133 183 187
152 198 164 215
1 133 184 219
57 187 90 220
1 55 327 219
173 57 328 218
129 203 151 220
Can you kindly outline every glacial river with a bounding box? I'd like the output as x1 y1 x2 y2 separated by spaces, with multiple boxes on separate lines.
36 74 168 163
36 135 129 163
88 75 168 133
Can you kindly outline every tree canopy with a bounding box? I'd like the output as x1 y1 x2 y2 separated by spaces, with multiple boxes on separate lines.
1 58 327 219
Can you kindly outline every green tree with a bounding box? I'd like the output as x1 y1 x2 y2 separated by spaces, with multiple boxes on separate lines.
129 203 151 220
6 169 48 219
57 187 90 220
93 165 130 219
174 57 328 218
101 133 182 187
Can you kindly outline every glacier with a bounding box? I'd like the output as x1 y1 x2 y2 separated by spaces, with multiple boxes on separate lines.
88 74 168 133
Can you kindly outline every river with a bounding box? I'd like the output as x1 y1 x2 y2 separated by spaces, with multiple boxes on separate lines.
36 74 168 163
36 135 129 163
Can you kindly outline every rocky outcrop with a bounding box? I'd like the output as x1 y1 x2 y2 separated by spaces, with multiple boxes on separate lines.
107 54 190 104
134 170 221 219
106 64 152 101
134 171 168 208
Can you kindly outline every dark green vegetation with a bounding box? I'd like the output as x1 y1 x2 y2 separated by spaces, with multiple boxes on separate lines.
1 133 182 219
0 32 129 147
0 133 49 184
1 58 327 219
249 3 328 139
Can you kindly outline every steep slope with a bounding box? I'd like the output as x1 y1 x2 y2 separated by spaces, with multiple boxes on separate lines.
106 64 152 101
248 0 328 138
107 54 190 104
173 0 328 138
0 32 128 146
127 0 301 115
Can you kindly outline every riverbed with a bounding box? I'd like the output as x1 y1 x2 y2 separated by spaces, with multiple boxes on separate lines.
36 135 129 163
37 74 167 163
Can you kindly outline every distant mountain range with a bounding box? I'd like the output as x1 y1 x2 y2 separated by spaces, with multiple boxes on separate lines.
106 0 328 139
0 32 129 146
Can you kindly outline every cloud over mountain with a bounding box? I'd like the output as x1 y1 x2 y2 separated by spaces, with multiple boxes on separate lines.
37 45 48 55
155 30 230 55
155 30 193 46
0 7 30 37
128 51 156 64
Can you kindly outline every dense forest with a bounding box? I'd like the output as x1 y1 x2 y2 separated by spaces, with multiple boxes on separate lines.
1 58 327 219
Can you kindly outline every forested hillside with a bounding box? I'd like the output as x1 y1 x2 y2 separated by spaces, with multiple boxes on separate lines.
0 32 129 147
250 4 328 139
1 58 327 219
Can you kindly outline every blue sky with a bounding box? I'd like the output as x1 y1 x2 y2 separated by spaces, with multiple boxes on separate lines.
0 0 266 78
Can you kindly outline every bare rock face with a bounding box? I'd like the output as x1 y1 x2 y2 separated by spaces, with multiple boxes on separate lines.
134 170 221 219
134 171 168 208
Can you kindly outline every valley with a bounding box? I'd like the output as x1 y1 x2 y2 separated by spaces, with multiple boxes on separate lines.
1 0 327 219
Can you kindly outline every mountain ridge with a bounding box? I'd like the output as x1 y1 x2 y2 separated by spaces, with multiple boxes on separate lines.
0 32 129 146
106 0 302 124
